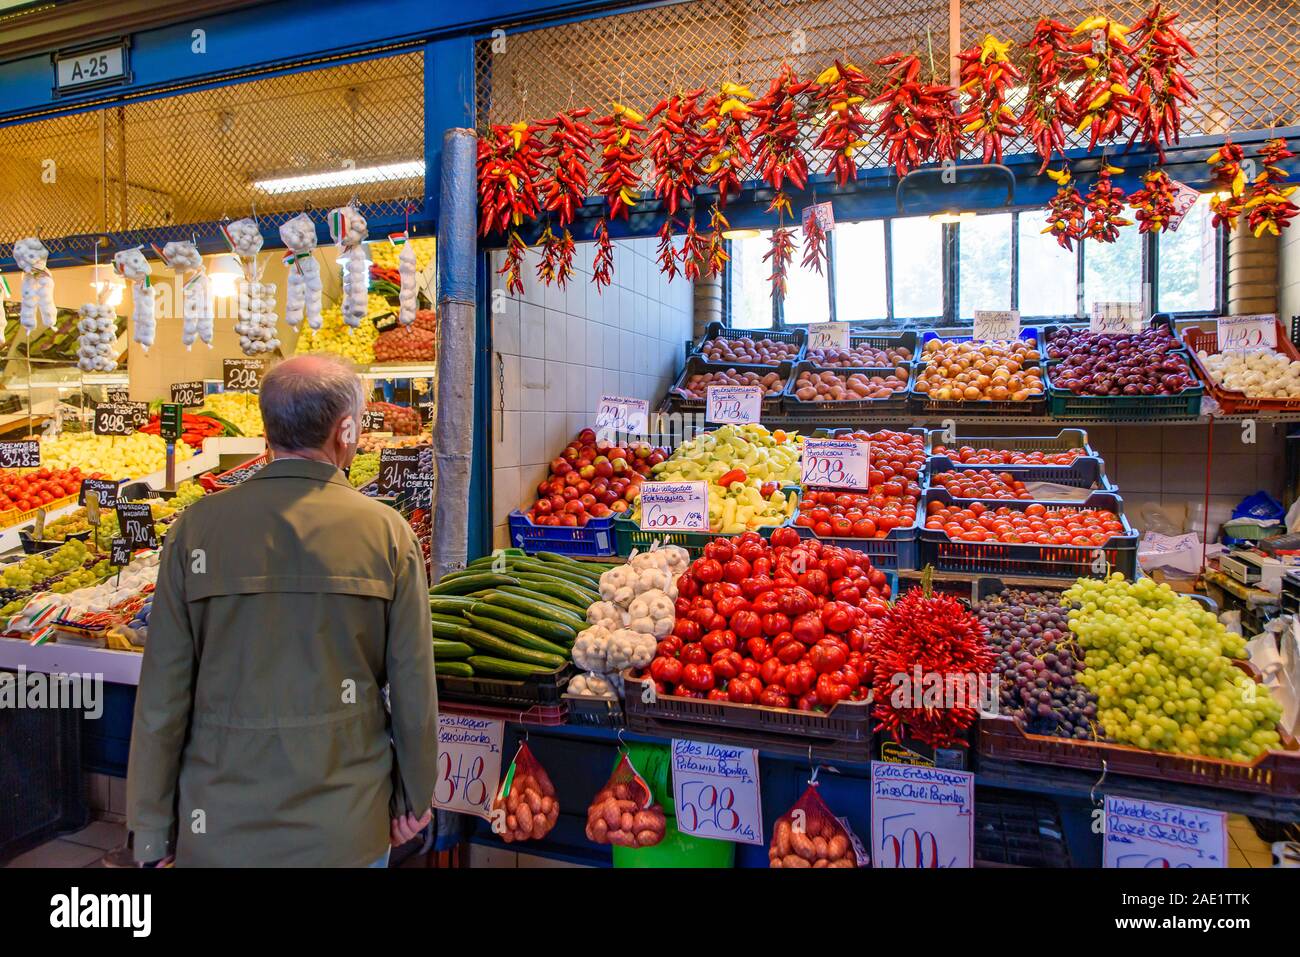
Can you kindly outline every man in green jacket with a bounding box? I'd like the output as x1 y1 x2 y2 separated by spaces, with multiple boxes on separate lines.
127 354 437 867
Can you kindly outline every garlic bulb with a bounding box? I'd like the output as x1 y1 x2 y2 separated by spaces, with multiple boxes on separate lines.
161 240 213 349
113 248 155 351
330 206 369 329
398 238 417 325
77 303 118 372
234 281 279 355
223 217 264 258
1200 348 1300 398
279 213 323 331
13 237 55 335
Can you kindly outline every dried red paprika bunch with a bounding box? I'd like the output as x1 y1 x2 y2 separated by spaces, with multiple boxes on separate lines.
593 101 648 220
535 225 578 289
644 89 708 217
700 81 755 207
497 230 529 296
477 120 546 237
802 210 828 276
1129 168 1178 234
1068 16 1136 150
1126 2 1198 160
703 206 731 279
1021 18 1076 173
1207 138 1247 231
1082 163 1131 243
749 64 813 192
537 108 594 229
656 218 681 281
1245 138 1298 238
591 218 616 290
957 34 1023 165
680 214 709 281
764 226 797 301
872 53 963 177
813 60 873 186
1043 166 1086 251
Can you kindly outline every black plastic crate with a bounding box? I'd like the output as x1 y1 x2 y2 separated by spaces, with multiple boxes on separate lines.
974 787 1072 867
782 360 912 418
436 664 574 710
691 320 806 364
664 355 792 416
0 692 88 864
563 693 624 727
803 330 918 366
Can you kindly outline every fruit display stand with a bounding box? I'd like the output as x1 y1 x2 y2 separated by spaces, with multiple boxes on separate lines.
781 361 912 421
1183 318 1300 414
664 355 793 416
508 510 616 557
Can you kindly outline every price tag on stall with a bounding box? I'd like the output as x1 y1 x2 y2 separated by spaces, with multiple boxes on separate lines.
639 481 709 533
706 385 763 425
670 739 763 845
115 501 157 550
0 441 40 469
807 322 850 352
1166 179 1201 233
361 409 388 432
109 537 132 568
801 201 835 233
93 403 133 437
1217 313 1277 351
595 394 650 438
417 392 435 424
870 761 974 869
1103 796 1226 868
973 310 1020 342
1090 302 1144 334
223 358 264 394
405 471 435 509
106 388 130 404
32 508 46 542
79 478 121 510
432 713 504 820
170 380 206 408
377 447 421 495
801 437 871 490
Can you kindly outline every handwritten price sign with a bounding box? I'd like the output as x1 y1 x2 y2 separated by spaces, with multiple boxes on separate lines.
595 394 650 437
807 322 850 352
1166 179 1200 233
670 739 763 845
973 310 1020 342
801 437 870 490
432 713 504 820
0 441 39 469
1217 313 1277 351
1103 796 1226 868
870 761 974 868
1091 301 1144 334
223 358 263 394
706 385 762 425
801 201 835 233
639 481 709 533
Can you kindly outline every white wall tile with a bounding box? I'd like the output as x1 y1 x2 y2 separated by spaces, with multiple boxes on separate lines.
494 412 520 469
492 467 518 526
603 325 620 371
544 359 567 411
565 313 588 366
544 274 567 313
520 302 546 358
545 412 569 460
567 365 588 413
520 356 546 410
545 308 568 362
566 275 587 315
491 297 520 355
499 353 521 412
520 410 547 467
586 322 604 368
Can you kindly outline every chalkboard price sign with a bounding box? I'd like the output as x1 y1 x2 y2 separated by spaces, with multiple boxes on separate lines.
0 441 40 468
115 501 157 549
110 537 133 568
378 447 421 495
171 381 206 408
79 478 121 509
223 358 264 394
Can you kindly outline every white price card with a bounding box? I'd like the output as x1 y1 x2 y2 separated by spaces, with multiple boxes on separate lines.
801 437 871 490
801 201 835 233
807 322 850 352
973 310 1021 342
1103 796 1227 868
1090 301 1144 334
706 385 763 424
1166 179 1201 233
639 480 709 532
670 739 763 845
595 394 650 438
433 713 504 820
870 761 974 868
1217 313 1277 351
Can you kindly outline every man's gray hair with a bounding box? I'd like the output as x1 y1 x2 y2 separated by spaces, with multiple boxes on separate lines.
259 354 366 451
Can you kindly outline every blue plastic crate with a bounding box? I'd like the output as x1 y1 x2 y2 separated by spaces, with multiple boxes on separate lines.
792 518 920 571
508 510 615 557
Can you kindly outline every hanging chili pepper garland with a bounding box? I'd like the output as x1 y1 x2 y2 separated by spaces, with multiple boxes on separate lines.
497 230 528 296
813 60 873 186
801 209 828 275
1068 16 1137 150
1245 138 1298 238
700 82 755 207
591 218 616 289
1021 19 1076 173
1043 167 1086 251
536 225 560 285
536 107 594 286
1129 168 1179 233
644 90 708 217
1207 138 1247 231
593 102 648 220
1082 163 1131 243
764 225 797 300
872 53 963 177
680 213 710 281
1126 2 1198 160
477 121 545 238
656 218 682 281
956 35 1023 165
749 64 813 192
704 206 731 279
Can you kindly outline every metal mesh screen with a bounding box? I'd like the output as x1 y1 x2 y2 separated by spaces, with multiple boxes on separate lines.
0 51 424 255
476 0 1298 180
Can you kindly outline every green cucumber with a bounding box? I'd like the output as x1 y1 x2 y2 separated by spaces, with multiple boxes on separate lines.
481 590 584 628
463 612 570 658
435 661 474 677
429 573 519 595
535 552 607 579
428 596 476 614
495 586 590 621
432 641 474 660
466 655 559 677
453 627 566 667
430 618 468 640
511 559 600 589
512 575 597 609
469 601 577 645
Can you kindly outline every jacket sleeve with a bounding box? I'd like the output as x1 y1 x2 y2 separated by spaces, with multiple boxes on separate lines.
126 516 196 862
386 525 438 817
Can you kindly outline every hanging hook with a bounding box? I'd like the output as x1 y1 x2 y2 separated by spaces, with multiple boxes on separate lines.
616 727 627 752
1089 757 1109 806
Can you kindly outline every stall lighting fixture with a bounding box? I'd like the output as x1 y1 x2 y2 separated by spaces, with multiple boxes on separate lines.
253 160 425 195
209 270 241 298
929 210 978 224
721 228 762 240
91 278 126 307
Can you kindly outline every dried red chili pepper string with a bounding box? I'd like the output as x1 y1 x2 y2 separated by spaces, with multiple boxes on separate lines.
704 206 730 279
749 64 812 192
535 107 593 286
645 90 707 217
1126 2 1198 161
656 218 681 281
592 218 616 290
1129 168 1178 234
477 121 545 238
1043 167 1086 251
764 226 797 300
497 230 528 296
1068 16 1137 150
681 213 710 282
871 53 962 177
1245 138 1298 238
1082 163 1131 243
801 208 828 275
1021 19 1076 173
700 82 755 207
1207 138 1247 231
813 60 873 185
593 102 647 221
956 35 1022 165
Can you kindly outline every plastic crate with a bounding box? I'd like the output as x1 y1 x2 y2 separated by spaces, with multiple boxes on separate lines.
440 700 567 727
613 513 791 559
623 671 873 762
199 452 269 492
913 331 1047 415
918 488 1139 579
974 788 1072 867
0 699 88 864
2 493 80 533
803 330 918 366
926 457 1115 506
1183 320 1300 414
1041 322 1188 359
691 320 806 365
980 715 1300 796
781 360 913 419
437 664 574 711
791 512 921 571
664 355 792 416
563 693 624 727
508 510 615 557
924 427 1097 463
1043 361 1203 421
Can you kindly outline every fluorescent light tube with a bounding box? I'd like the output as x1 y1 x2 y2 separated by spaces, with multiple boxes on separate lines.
253 160 424 195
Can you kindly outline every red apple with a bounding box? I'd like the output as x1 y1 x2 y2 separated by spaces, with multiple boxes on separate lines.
563 444 580 460
594 459 614 479
551 458 572 476
565 500 585 515
579 428 596 444
559 514 578 526
610 500 629 513
549 494 565 511
611 457 628 474
575 512 590 527
590 503 611 518
562 486 579 501
623 485 639 502
579 464 596 479
600 490 618 506
535 499 553 514
564 472 582 487
576 480 591 494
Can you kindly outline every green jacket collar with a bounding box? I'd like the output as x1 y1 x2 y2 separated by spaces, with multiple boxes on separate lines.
247 457 352 487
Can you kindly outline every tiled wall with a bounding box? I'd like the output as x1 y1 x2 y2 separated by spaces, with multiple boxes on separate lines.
489 239 695 548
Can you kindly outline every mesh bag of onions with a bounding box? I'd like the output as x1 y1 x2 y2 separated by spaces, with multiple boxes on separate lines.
769 783 865 868
490 742 560 843
585 752 666 848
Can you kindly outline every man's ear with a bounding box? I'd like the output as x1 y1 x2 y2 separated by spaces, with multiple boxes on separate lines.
340 415 356 445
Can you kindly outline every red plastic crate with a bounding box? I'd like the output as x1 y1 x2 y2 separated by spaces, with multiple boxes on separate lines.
1183 319 1300 414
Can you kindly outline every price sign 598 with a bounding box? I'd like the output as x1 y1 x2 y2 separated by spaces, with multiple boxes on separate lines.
801 438 870 490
